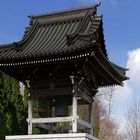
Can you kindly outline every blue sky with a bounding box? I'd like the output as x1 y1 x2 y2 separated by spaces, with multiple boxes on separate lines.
0 0 140 131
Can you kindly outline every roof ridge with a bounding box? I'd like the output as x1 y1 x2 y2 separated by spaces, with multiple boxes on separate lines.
29 3 100 19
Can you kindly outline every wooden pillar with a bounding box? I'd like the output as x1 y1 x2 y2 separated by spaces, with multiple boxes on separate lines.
72 85 78 133
28 95 33 135
70 76 78 133
89 100 94 135
26 80 33 135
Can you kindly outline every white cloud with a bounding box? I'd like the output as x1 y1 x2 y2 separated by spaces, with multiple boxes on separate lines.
97 48 140 133
111 48 140 132
98 48 140 107
127 48 140 85
113 48 140 105
98 81 133 105
112 113 127 132
114 82 133 105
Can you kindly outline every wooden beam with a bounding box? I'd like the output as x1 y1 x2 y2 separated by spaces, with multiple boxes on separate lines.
78 84 98 96
31 79 71 89
78 88 93 103
31 116 73 124
32 88 72 97
77 118 91 129
38 124 59 131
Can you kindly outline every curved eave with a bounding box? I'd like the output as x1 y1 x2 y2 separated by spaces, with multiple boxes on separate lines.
0 19 39 53
98 17 108 58
101 49 128 81
110 63 129 80
109 61 129 72
89 56 122 86
89 47 128 86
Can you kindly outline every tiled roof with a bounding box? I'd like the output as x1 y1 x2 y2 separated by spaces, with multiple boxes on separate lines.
0 6 107 60
0 5 128 86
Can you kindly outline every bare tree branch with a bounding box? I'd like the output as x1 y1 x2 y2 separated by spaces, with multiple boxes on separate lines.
124 97 140 140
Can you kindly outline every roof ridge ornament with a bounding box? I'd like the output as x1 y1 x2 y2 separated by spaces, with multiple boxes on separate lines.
66 11 93 46
95 2 101 8
78 32 96 42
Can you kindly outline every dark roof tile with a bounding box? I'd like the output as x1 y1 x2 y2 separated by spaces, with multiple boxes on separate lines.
0 7 104 60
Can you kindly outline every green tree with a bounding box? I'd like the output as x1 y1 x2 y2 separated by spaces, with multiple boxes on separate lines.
0 71 27 139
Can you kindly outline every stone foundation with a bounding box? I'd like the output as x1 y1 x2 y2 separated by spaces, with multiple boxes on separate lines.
6 133 99 140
